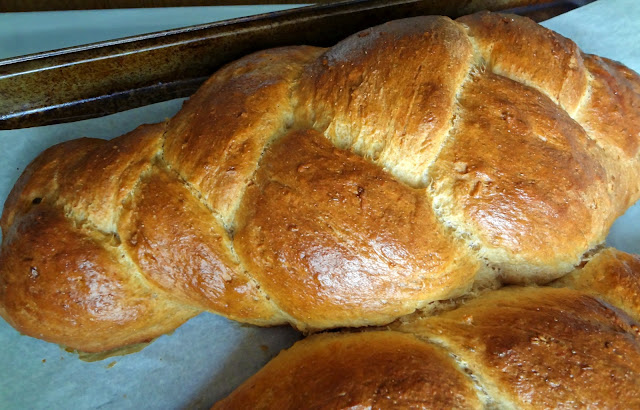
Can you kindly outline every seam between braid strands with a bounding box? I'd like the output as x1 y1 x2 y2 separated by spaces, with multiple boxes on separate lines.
56 157 200 313
152 58 320 325
406 332 509 409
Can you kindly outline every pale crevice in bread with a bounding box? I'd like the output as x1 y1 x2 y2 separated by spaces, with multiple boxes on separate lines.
428 183 523 287
418 40 502 289
405 333 530 409
563 65 593 119
392 286 640 408
222 63 312 236
392 266 500 325
552 248 640 324
421 39 481 188
408 333 514 409
156 156 229 235
59 128 167 236
406 333 500 409
571 70 595 119
151 100 301 323
92 225 200 318
45 136 201 313
296 16 476 188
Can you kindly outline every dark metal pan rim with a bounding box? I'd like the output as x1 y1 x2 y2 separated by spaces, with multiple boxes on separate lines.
0 0 588 130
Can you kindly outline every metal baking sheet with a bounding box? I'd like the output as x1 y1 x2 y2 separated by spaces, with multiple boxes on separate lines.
0 0 570 130
1 0 639 408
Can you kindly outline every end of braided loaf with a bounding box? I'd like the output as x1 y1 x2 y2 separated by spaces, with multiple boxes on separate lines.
1 12 640 352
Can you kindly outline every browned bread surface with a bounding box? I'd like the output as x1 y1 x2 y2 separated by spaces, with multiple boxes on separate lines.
234 128 478 328
213 331 483 409
554 248 640 323
216 250 640 408
1 12 640 352
398 286 640 408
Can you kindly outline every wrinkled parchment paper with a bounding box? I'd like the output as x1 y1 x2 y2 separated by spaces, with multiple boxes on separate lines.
1 1 639 408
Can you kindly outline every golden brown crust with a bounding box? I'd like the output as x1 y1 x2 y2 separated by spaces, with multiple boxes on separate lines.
574 55 640 211
555 248 640 323
0 124 200 352
397 287 640 408
429 71 611 279
455 11 640 243
213 331 482 410
1 123 165 235
219 278 640 408
55 123 165 233
1 12 640 352
0 204 197 352
234 129 479 329
1 137 103 234
578 55 640 159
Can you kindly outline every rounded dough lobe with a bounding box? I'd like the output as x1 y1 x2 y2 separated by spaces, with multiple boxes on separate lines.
1 123 166 235
430 71 611 279
213 331 482 410
575 55 640 211
235 129 479 329
1 138 99 234
0 205 197 352
398 287 640 408
458 12 640 213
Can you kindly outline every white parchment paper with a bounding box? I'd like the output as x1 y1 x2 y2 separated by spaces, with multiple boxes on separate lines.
1 0 639 408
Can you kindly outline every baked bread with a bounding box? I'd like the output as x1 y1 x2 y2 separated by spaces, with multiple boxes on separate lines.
1 12 640 352
214 248 640 408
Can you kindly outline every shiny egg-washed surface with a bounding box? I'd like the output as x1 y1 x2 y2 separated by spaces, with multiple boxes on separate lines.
215 249 640 408
1 12 640 352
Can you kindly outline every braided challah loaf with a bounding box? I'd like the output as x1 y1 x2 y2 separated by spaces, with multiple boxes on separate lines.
1 12 639 353
214 248 640 408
